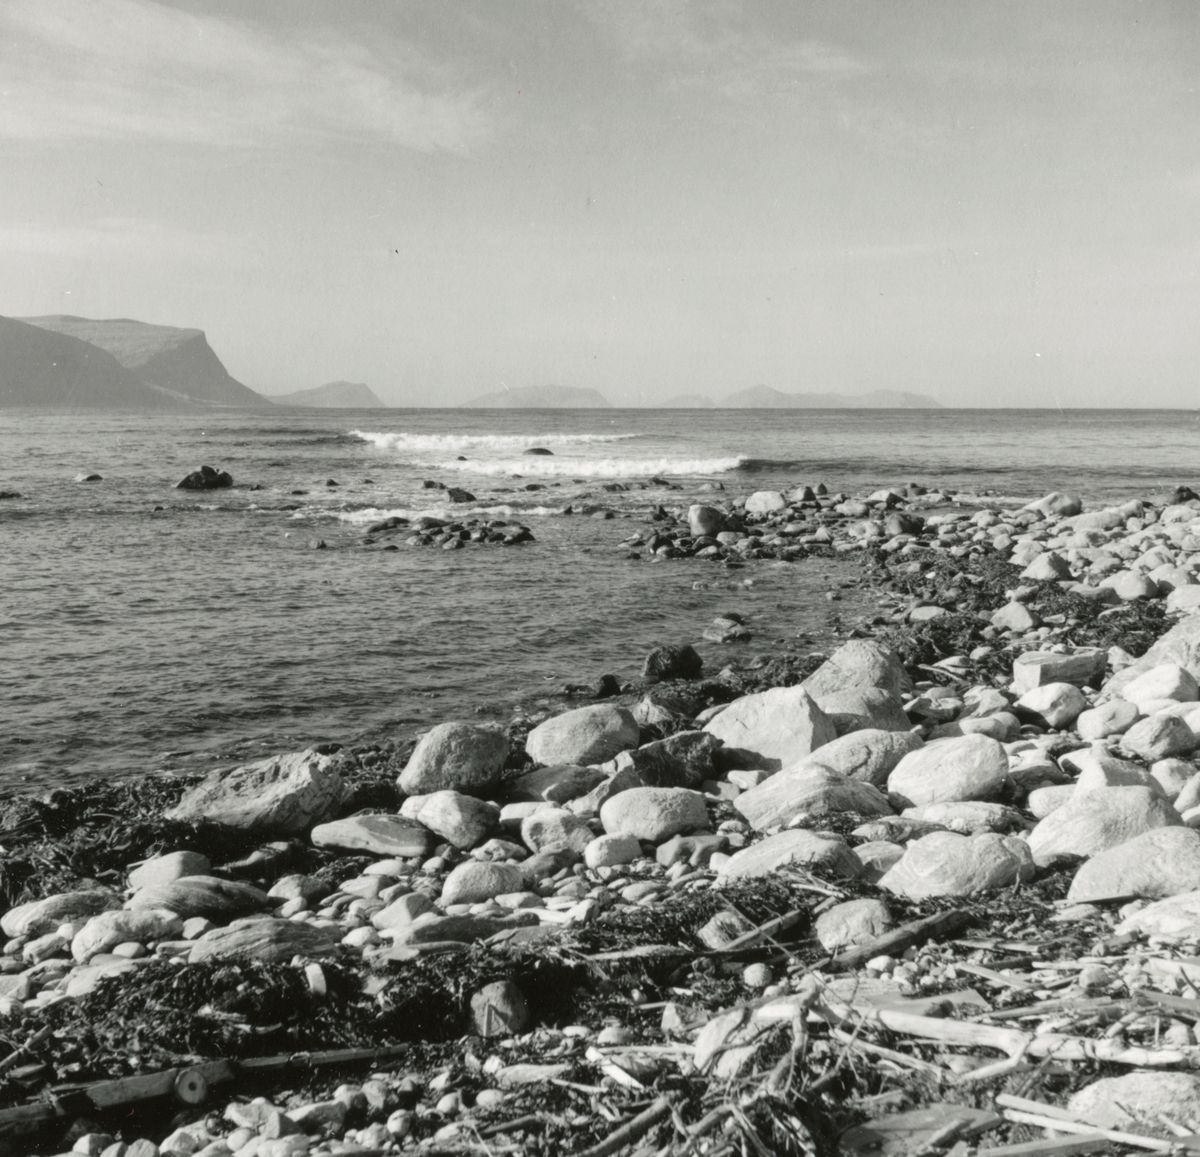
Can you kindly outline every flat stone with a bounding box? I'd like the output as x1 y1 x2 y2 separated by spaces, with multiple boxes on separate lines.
1076 699 1140 739
441 862 526 906
165 749 344 833
1027 786 1182 867
902 801 1026 835
715 830 862 882
583 833 641 869
506 765 606 804
0 891 120 939
702 685 836 772
310 815 436 858
1067 827 1200 902
128 852 211 891
126 876 270 922
790 729 923 788
1012 649 1106 693
73 909 184 964
733 767 892 831
599 787 709 842
388 911 539 946
399 722 508 797
879 832 1035 899
886 734 1009 808
189 918 342 963
525 704 640 767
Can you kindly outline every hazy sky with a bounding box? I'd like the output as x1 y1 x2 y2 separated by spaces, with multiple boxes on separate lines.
2 0 1199 406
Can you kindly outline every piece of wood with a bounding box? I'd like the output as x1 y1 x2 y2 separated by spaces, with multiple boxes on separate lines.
995 1095 1093 1125
173 1067 209 1105
976 1136 1110 1156
828 909 973 971
973 997 1126 1023
55 1060 235 1110
710 909 806 955
1000 1109 1181 1154
237 1043 409 1072
956 962 1037 991
0 1026 53 1077
829 1029 951 1078
576 1095 673 1157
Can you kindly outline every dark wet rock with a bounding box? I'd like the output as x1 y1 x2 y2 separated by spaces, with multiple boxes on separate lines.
446 487 476 503
523 447 554 456
74 473 103 482
604 730 722 789
642 644 703 681
0 490 21 499
176 465 232 490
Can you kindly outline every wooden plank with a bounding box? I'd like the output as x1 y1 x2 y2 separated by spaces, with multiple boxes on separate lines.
237 1043 409 1072
976 1136 1110 1156
828 909 972 971
82 1060 235 1109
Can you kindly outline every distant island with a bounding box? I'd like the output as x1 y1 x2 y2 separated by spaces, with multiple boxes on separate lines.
462 384 612 408
660 393 716 408
267 381 386 408
18 316 269 409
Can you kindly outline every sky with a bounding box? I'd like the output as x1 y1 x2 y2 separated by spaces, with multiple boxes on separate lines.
1 1 1199 407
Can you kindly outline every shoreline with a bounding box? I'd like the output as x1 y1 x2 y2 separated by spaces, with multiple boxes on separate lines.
4 480 1200 1155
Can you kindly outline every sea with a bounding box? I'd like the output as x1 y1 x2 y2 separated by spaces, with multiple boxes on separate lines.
3 406 1199 795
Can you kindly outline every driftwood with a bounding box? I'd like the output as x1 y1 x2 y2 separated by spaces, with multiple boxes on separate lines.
827 909 973 971
576 1095 674 1157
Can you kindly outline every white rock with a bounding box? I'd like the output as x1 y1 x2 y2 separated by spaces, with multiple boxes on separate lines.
128 852 211 891
733 767 892 831
1027 786 1182 867
1122 664 1200 707
1067 827 1200 902
73 909 184 964
702 685 836 772
1014 682 1087 729
1068 1073 1200 1134
716 830 862 882
440 862 526 907
1076 699 1140 740
886 734 1009 808
814 898 893 952
399 722 508 796
583 833 641 869
879 832 1035 899
525 705 640 767
600 788 709 842
1121 714 1196 761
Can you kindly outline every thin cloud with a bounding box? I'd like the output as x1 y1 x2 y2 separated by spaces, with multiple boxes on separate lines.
0 0 488 151
0 218 247 265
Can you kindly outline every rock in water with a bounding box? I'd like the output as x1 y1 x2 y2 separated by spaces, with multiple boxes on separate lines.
176 465 233 490
446 487 475 503
310 814 436 857
189 918 342 963
886 735 1009 808
1026 786 1182 867
879 832 1035 899
734 767 892 831
525 704 640 766
642 644 703 681
399 722 508 796
166 749 344 833
1067 826 1200 902
688 505 727 537
702 686 836 772
600 787 709 842
127 876 270 921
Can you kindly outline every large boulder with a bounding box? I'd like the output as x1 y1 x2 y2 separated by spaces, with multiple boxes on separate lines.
1026 786 1182 867
1067 827 1200 903
526 705 640 767
744 490 787 514
1104 616 1200 699
1121 714 1196 761
733 767 892 832
886 735 1009 808
1121 664 1200 708
189 917 341 963
792 729 923 788
642 644 703 681
165 749 344 833
702 686 835 772
716 829 862 882
177 465 232 490
602 731 721 789
600 788 709 842
73 909 184 964
1 891 120 939
399 723 508 797
879 832 1035 899
688 505 728 537
310 814 436 858
802 640 912 702
127 876 270 922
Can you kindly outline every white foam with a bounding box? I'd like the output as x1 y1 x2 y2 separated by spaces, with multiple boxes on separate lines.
334 504 561 524
351 431 639 452
429 456 746 477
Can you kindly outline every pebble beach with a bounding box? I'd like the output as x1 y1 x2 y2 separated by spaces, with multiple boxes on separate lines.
8 475 1200 1156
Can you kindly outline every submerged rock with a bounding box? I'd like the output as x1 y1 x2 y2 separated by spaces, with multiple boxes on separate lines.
176 465 232 490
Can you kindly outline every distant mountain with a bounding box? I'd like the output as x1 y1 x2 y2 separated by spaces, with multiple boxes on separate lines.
659 393 714 408
462 384 611 408
19 316 268 408
0 315 188 410
268 381 386 408
720 385 941 409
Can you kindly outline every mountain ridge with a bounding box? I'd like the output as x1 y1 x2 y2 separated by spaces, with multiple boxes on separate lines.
462 384 611 409
268 381 386 408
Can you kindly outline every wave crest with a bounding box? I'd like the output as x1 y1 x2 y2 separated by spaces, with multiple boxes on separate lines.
351 430 640 451
430 456 746 477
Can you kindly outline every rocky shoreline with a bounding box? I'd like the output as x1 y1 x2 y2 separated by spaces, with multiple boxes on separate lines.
7 481 1200 1156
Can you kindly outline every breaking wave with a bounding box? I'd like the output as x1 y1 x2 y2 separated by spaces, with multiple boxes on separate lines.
430 456 747 477
351 431 641 452
333 504 562 524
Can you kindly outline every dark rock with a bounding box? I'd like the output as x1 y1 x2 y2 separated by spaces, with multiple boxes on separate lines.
1172 486 1200 504
447 487 476 503
422 480 446 489
176 465 233 490
75 473 103 482
703 616 751 644
0 491 21 499
523 447 554 456
643 644 704 681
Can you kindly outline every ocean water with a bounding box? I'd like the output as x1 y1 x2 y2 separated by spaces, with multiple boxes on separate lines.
2 406 1198 793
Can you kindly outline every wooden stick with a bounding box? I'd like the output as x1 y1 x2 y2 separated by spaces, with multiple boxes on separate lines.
829 1029 950 1077
956 962 1037 991
0 1026 53 1077
976 1137 1110 1156
1000 1110 1178 1154
575 1096 673 1157
711 910 805 954
828 909 972 971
